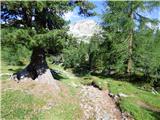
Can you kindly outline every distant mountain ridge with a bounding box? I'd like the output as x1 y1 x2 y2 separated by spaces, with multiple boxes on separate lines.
68 20 101 42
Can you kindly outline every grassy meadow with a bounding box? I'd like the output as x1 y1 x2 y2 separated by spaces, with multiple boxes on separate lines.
1 60 160 120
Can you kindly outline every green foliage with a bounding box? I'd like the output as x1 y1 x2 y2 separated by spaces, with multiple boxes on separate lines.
1 28 35 48
1 27 71 65
1 0 96 68
63 41 88 68
33 29 69 51
1 27 70 51
1 1 95 29
88 34 104 71
1 28 33 65
2 45 31 65
134 29 160 84
62 34 104 74
100 1 160 84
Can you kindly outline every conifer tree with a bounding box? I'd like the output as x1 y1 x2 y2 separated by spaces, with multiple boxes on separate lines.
1 1 95 87
102 1 160 76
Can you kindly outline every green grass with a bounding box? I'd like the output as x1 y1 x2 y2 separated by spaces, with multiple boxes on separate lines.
1 61 82 120
120 98 160 120
1 85 82 120
1 59 25 73
80 76 108 90
1 90 45 120
1 60 160 120
107 79 160 107
40 103 82 120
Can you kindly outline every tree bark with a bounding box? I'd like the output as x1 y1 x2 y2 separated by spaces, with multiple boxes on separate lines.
127 29 133 76
88 52 94 71
127 7 133 77
14 47 59 90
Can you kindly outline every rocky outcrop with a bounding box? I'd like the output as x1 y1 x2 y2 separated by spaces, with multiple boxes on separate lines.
79 86 122 120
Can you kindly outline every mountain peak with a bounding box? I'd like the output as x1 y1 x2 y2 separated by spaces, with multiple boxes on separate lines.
68 20 101 42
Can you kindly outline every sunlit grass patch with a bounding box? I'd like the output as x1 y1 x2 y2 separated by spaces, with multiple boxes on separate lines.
106 78 160 120
1 60 25 74
1 90 45 120
80 76 108 90
41 103 83 120
120 98 160 120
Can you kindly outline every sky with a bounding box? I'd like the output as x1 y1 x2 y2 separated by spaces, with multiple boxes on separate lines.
64 1 160 27
63 1 105 24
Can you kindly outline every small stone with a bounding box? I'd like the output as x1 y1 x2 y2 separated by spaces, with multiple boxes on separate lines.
108 93 114 97
118 93 128 97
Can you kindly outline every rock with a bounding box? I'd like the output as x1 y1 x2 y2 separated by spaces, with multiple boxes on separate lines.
16 68 30 80
108 93 114 97
35 69 60 90
122 112 134 120
118 93 128 97
113 95 119 101
108 93 119 101
10 74 19 82
103 113 110 120
79 86 122 120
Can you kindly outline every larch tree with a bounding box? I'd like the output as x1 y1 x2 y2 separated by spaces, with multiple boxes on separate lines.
1 1 95 88
102 1 160 76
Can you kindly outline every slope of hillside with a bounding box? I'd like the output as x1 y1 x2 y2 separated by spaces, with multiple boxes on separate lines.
1 63 160 120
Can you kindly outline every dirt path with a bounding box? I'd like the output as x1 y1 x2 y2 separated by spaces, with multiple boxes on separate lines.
79 85 122 120
58 68 123 120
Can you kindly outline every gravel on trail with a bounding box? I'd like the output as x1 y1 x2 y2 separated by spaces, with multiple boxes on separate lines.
79 86 122 120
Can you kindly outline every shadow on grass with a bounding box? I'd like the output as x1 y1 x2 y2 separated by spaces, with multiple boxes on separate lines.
50 69 66 80
8 68 66 81
92 72 160 92
151 111 160 119
145 108 160 119
72 67 91 77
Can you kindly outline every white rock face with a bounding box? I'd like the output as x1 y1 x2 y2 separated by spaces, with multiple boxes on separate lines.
68 20 101 42
35 69 60 90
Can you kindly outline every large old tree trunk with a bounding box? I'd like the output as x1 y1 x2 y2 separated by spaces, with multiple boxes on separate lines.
14 47 59 90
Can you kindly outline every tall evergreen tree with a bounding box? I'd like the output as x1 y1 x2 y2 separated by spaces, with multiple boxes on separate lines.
134 28 160 84
102 1 160 76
